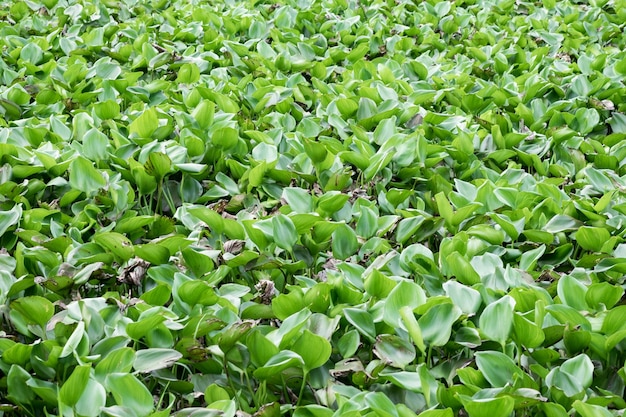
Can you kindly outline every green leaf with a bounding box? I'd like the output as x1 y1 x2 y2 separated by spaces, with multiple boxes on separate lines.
2 343 32 366
475 351 524 387
94 100 121 119
253 350 304 379
419 303 461 347
572 400 614 417
373 334 416 369
383 280 426 328
445 252 481 285
364 269 395 299
303 138 328 164
272 214 298 251
134 348 182 372
106 373 155 416
336 98 359 118
417 410 453 417
539 403 569 417
92 232 134 262
283 187 314 214
144 152 172 181
560 354 593 390
512 313 545 348
20 42 43 64
442 281 482 315
126 314 166 340
193 100 215 129
294 405 333 417
129 108 159 138
75 378 106 417
177 63 201 83
586 282 623 310
545 354 593 397
272 289 305 320
70 156 107 194
291 330 332 371
435 192 454 229
337 329 360 358
332 224 358 260
396 216 425 244
459 395 515 417
365 392 399 417
11 296 54 328
519 245 545 271
26 378 58 407
0 98 22 120
363 149 395 181
212 127 239 149
557 275 589 311
317 192 350 215
479 295 515 346
60 321 87 358
0 204 22 238
95 348 136 377
343 308 376 343
59 365 91 407
247 330 279 367
204 384 230 403
7 365 35 404
356 206 378 239
218 320 255 353
575 226 611 252
400 307 426 355
135 244 170 265
83 128 109 161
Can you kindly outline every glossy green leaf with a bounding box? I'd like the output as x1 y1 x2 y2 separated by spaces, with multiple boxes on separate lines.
572 400 614 417
95 348 136 377
337 329 360 358
134 348 182 373
145 152 172 181
475 351 524 387
272 214 298 250
129 108 159 138
419 303 461 347
459 395 515 417
442 281 481 315
106 373 155 416
343 308 376 343
7 365 35 405
59 365 91 407
70 156 107 194
0 205 22 238
75 378 107 417
92 232 134 261
373 334 416 369
212 127 239 149
479 296 515 346
247 330 279 368
556 274 588 311
575 226 611 252
292 330 332 370
283 187 314 214
253 351 304 379
11 296 54 328
332 224 358 260
383 280 426 329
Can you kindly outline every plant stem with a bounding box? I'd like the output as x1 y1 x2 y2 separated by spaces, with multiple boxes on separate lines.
156 179 163 214
296 371 308 407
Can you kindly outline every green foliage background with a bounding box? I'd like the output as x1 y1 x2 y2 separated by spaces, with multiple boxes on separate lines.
1 0 626 415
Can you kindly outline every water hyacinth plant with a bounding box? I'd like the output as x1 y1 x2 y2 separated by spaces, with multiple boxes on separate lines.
1 0 626 415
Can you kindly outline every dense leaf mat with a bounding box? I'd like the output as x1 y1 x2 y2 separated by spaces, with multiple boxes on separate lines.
1 0 626 415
